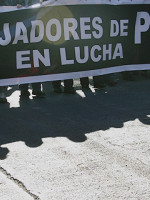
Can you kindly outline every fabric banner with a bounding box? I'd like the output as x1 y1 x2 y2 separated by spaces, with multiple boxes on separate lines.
0 2 150 86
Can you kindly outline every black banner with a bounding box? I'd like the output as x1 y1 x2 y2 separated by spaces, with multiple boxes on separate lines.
0 4 150 85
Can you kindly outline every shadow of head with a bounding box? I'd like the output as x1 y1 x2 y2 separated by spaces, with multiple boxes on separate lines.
67 133 87 142
139 115 150 125
0 147 9 160
24 138 43 148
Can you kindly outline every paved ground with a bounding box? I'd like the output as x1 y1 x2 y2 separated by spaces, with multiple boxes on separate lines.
0 76 150 200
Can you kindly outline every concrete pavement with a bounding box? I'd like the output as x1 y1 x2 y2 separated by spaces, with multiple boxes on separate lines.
0 78 150 200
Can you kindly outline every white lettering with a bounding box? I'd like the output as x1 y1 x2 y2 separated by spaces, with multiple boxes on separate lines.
60 48 74 65
110 20 119 37
103 44 112 60
33 49 50 67
120 20 128 36
16 50 31 69
92 17 103 39
64 18 79 40
30 20 44 43
112 43 123 59
91 45 101 62
13 22 28 44
0 23 11 46
135 12 150 44
75 46 89 63
80 17 91 39
46 19 61 42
